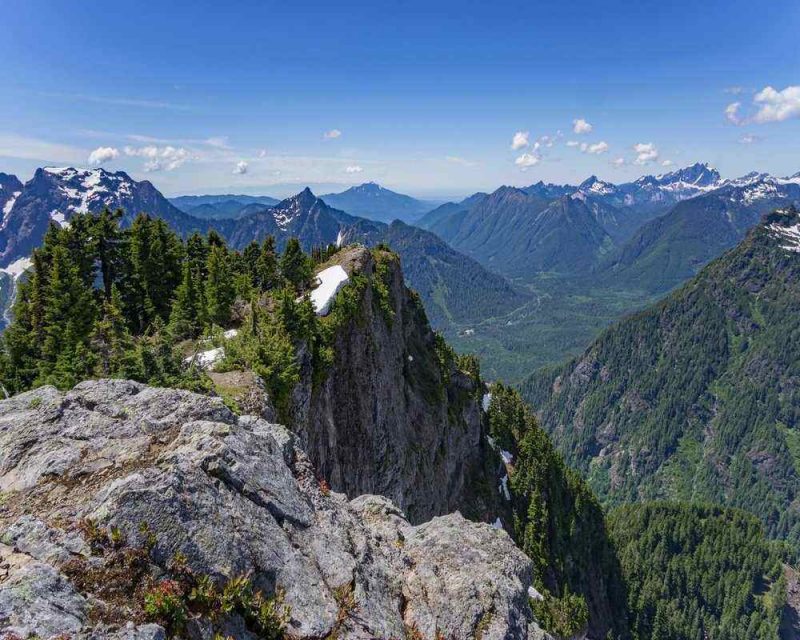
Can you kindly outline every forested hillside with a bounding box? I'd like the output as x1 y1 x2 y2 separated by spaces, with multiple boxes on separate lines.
0 207 632 639
523 208 800 549
610 503 790 640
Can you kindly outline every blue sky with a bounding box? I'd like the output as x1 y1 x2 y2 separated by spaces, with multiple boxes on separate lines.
1 0 799 197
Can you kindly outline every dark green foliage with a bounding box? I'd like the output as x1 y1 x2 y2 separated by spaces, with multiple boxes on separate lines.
488 384 630 639
279 237 312 290
205 244 236 327
256 236 280 290
529 588 589 640
609 503 788 640
523 209 800 550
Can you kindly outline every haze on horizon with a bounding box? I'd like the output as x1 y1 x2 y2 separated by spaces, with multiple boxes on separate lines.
1 0 799 198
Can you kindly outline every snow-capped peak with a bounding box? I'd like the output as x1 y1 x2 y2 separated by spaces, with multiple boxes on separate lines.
271 188 318 228
578 175 617 195
39 167 135 221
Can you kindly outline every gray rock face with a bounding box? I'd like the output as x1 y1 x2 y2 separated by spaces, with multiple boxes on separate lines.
0 380 548 639
292 247 502 524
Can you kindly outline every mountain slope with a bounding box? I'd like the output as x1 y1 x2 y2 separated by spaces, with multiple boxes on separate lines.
320 182 433 223
610 503 789 640
0 379 549 640
377 221 530 327
415 192 488 231
523 207 800 547
429 186 614 279
604 176 800 293
0 167 224 267
0 173 23 221
227 189 529 327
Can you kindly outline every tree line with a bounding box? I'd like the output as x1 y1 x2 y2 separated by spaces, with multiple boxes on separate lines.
0 209 337 399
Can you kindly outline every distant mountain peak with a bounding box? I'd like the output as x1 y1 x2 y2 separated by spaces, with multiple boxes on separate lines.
320 183 431 223
651 162 721 188
578 175 616 195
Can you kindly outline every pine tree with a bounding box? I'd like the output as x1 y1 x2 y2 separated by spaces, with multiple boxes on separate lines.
256 236 280 291
169 261 204 339
205 244 235 327
38 245 97 388
92 208 125 300
279 237 312 291
91 286 135 377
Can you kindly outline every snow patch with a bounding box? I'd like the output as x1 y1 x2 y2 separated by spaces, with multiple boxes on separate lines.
767 221 800 253
2 191 20 217
335 229 345 248
1 257 33 280
309 265 350 316
186 346 225 370
499 474 511 501
482 392 492 412
491 517 503 530
50 211 68 227
527 586 544 601
500 450 513 465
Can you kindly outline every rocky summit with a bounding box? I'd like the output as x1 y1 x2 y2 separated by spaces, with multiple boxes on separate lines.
0 379 549 639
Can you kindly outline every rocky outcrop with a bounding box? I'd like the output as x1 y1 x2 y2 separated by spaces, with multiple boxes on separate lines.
0 380 548 639
291 246 503 524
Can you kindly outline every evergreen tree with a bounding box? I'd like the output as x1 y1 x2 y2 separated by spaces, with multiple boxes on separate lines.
38 245 97 388
91 286 136 377
256 236 280 291
205 244 235 327
92 208 125 300
169 261 204 339
279 237 312 291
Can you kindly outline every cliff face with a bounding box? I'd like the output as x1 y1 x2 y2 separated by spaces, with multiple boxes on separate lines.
0 380 548 640
291 246 501 524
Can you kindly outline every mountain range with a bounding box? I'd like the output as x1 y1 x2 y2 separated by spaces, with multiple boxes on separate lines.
602 172 800 292
170 194 281 219
0 168 525 331
523 206 800 547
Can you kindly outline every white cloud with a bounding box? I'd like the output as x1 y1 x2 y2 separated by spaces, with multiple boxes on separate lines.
124 145 193 171
632 142 659 165
566 140 580 147
725 86 800 125
739 133 761 144
233 160 248 175
324 129 342 140
533 133 558 148
752 85 800 123
725 86 745 95
580 141 609 155
511 131 530 150
345 165 363 173
87 146 120 165
611 157 626 167
572 118 593 134
258 149 268 158
445 156 476 167
725 102 742 124
515 152 540 168
661 159 674 167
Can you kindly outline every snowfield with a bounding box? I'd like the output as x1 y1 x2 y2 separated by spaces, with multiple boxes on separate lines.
310 264 350 316
767 220 800 253
1 256 33 280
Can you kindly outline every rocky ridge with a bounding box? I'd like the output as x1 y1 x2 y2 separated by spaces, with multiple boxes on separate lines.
0 379 549 639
